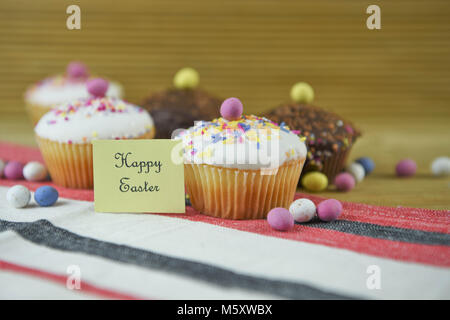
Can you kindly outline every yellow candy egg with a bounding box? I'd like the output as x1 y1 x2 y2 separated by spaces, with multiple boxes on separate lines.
301 171 328 192
290 82 314 103
173 67 199 89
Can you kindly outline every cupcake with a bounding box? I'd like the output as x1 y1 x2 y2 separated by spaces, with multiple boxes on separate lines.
177 98 307 220
25 61 123 125
142 68 221 139
35 78 154 189
265 82 360 181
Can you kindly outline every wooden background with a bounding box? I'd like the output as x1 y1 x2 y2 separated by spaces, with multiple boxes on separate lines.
0 0 449 209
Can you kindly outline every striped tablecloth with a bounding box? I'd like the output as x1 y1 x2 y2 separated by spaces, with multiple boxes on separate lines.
0 142 449 299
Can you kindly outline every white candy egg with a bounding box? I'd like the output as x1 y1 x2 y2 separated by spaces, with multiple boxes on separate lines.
0 159 5 177
346 162 365 183
431 157 450 177
6 185 31 208
289 198 316 223
23 161 47 182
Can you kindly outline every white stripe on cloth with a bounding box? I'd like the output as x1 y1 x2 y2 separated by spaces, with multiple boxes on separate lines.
0 231 279 300
0 268 98 300
0 187 449 299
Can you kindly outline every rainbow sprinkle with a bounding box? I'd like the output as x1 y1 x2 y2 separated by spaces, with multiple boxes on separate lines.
179 115 305 157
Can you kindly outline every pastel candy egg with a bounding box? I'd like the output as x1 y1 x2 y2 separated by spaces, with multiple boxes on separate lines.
23 161 48 182
87 78 109 97
0 159 5 177
6 185 31 208
301 171 328 192
289 198 316 223
4 161 24 180
173 67 199 89
334 172 355 192
290 82 314 103
317 199 342 222
267 207 294 231
396 159 417 177
431 156 450 177
220 97 243 121
355 157 375 175
34 186 59 207
346 162 365 183
66 61 89 79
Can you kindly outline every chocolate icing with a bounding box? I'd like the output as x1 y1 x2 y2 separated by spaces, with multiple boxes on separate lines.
265 103 360 173
142 88 221 139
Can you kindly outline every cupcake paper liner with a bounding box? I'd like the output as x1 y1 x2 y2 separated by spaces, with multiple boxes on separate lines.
320 148 351 181
303 147 351 182
36 129 155 189
185 158 305 220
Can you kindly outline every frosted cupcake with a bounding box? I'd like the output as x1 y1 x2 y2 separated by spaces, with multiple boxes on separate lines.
35 78 154 189
25 62 123 125
265 83 360 181
177 98 307 219
142 68 221 138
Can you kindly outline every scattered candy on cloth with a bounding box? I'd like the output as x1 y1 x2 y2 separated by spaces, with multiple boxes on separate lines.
289 198 316 223
396 159 417 177
0 141 449 300
355 157 375 175
334 172 356 192
301 171 328 192
346 162 365 183
6 185 30 208
431 157 450 176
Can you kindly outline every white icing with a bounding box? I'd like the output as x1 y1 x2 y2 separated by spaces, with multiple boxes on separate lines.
176 116 307 170
35 97 153 144
26 77 123 106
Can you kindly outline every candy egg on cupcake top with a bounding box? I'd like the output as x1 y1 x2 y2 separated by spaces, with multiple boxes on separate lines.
141 68 222 139
25 61 123 125
34 78 154 189
177 98 307 220
265 82 360 181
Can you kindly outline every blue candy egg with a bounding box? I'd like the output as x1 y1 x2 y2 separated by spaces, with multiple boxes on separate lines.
355 157 375 175
34 186 59 207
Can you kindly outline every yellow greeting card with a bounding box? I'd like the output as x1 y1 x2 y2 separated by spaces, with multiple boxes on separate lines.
93 140 185 213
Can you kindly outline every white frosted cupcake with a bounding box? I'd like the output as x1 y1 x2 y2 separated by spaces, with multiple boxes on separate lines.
35 78 154 189
25 62 123 125
177 98 307 219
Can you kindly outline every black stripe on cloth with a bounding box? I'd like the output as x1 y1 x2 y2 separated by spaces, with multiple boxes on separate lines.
299 219 450 246
0 219 357 300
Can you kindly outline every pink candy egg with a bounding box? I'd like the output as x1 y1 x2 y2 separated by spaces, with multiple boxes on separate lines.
317 199 342 222
67 61 89 79
267 207 294 231
4 161 24 180
87 78 109 97
396 159 417 177
220 97 243 121
334 172 355 192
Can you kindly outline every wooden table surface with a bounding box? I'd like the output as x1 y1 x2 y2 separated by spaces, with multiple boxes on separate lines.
0 0 449 210
1 112 448 210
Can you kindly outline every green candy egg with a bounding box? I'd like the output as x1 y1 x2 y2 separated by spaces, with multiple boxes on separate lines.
290 82 314 103
301 171 328 192
174 67 199 89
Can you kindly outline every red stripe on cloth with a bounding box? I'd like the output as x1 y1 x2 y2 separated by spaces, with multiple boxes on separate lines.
0 179 94 202
1 142 449 267
297 193 449 234
0 142 44 164
0 259 145 300
171 207 450 267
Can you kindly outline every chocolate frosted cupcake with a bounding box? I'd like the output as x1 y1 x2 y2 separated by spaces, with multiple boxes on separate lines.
265 82 360 181
141 68 221 138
